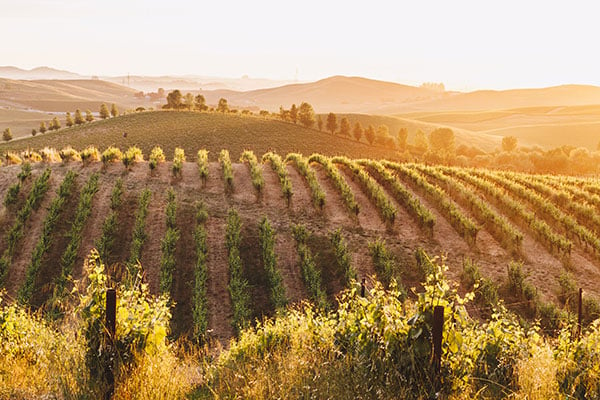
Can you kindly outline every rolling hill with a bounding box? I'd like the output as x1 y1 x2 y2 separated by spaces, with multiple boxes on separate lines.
398 104 600 150
197 75 446 113
0 111 405 160
1 152 600 345
0 66 84 80
0 77 144 112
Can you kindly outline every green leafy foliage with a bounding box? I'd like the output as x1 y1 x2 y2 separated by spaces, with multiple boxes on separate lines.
79 146 100 163
197 149 209 183
219 149 234 191
262 151 293 205
286 153 325 209
52 173 100 306
414 164 523 254
78 250 170 391
333 156 395 224
160 189 180 295
192 201 209 343
149 146 166 171
226 208 251 334
0 168 51 284
329 228 356 286
309 153 359 215
444 166 573 259
3 163 31 207
172 147 185 177
127 189 152 277
95 178 123 264
259 216 287 310
123 146 144 169
18 171 77 304
101 146 123 165
386 161 479 245
292 224 327 309
240 150 264 193
368 238 404 294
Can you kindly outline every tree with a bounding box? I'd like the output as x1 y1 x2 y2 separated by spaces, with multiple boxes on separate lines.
326 113 337 135
217 98 229 113
184 93 194 110
415 129 428 152
195 94 207 111
289 104 298 124
376 125 390 145
397 127 408 150
110 103 119 117
429 128 455 154
51 116 61 130
39 121 47 133
74 109 85 125
31 128 37 136
65 112 73 127
85 110 94 122
317 115 323 131
278 106 290 121
353 122 363 142
164 90 183 109
2 128 12 142
502 136 518 152
99 103 110 119
339 117 351 136
298 102 315 128
365 124 375 145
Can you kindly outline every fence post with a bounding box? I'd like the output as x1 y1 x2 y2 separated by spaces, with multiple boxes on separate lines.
432 305 444 390
577 288 583 339
361 278 366 297
105 288 116 400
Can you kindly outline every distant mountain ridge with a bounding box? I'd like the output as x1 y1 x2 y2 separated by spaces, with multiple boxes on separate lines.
196 75 446 113
0 66 84 80
2 66 600 115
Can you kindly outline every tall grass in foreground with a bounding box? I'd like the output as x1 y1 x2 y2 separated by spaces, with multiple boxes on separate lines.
5 250 600 399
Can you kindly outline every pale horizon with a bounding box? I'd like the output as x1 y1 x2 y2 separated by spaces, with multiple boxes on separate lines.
2 0 600 91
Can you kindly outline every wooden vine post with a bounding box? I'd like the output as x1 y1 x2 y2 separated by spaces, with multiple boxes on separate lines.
105 288 116 400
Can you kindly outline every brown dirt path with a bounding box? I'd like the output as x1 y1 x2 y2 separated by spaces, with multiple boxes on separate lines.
284 163 317 219
273 227 306 303
205 215 234 342
138 188 166 295
336 164 386 232
311 164 353 227
261 164 284 208
73 163 111 279
232 163 257 204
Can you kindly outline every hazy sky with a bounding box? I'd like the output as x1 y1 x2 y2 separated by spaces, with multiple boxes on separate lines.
1 0 599 90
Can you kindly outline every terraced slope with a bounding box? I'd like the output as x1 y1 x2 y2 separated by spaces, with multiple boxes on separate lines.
2 152 600 342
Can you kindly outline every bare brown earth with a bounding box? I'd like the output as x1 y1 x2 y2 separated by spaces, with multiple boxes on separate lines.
2 159 600 344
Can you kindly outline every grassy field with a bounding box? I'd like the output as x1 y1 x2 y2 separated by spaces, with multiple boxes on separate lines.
0 111 399 160
0 78 141 112
398 105 600 150
332 113 502 151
